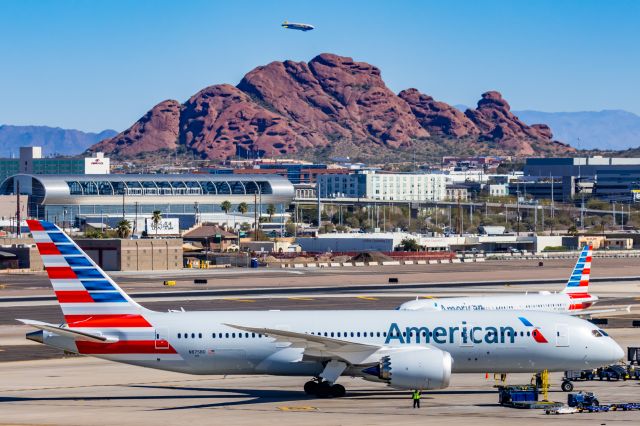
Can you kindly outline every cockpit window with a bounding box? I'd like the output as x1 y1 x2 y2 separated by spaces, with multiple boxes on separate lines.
598 329 609 337
591 330 603 337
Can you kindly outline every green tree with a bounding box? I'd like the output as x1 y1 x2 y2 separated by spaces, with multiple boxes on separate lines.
400 237 420 251
285 221 296 236
85 228 104 239
116 220 131 239
220 200 232 214
266 204 276 221
151 210 162 237
237 202 249 215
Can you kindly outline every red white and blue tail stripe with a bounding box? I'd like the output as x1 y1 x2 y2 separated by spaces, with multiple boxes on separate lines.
26 220 151 328
562 245 592 294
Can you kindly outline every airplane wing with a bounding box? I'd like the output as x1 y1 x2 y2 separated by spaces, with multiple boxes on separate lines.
17 319 119 343
223 323 381 364
568 306 632 317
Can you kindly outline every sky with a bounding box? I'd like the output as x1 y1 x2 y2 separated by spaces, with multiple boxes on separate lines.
1 0 639 132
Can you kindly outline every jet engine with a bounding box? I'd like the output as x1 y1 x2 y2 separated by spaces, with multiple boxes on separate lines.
363 347 452 390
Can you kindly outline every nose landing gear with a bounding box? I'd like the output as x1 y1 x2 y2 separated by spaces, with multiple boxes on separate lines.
304 379 346 398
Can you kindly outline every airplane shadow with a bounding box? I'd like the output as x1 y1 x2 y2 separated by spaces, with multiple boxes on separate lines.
0 385 496 411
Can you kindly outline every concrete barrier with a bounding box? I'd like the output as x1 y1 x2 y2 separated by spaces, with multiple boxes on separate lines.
306 263 317 268
416 260 427 265
368 261 379 266
317 262 328 267
341 262 353 267
475 258 486 262
404 260 414 265
451 259 462 263
428 260 439 264
293 263 305 268
381 261 401 266
330 262 341 267
354 262 365 267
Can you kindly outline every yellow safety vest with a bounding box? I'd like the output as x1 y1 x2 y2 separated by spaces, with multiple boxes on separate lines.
412 391 421 400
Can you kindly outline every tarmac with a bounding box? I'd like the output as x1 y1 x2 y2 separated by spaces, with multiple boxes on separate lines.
1 258 640 425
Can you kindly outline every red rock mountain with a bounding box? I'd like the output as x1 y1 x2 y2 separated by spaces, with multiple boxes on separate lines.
91 53 574 159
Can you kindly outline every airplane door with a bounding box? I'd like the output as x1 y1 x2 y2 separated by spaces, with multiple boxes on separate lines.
155 328 170 350
555 324 569 347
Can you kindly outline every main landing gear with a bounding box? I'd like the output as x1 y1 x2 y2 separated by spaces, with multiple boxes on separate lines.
304 378 346 398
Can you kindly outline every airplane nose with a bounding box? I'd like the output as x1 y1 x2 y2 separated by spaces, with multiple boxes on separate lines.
611 341 625 361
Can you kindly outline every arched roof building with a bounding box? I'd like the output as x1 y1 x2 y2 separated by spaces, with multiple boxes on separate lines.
0 174 295 229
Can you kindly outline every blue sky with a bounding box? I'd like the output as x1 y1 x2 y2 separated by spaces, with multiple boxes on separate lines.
1 0 638 132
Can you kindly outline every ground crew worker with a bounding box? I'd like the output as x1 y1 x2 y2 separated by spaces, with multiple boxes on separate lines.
412 389 421 408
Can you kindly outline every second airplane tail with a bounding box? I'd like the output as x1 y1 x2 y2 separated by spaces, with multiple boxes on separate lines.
562 245 593 295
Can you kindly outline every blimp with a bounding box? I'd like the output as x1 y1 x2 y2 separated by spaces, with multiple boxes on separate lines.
282 21 314 31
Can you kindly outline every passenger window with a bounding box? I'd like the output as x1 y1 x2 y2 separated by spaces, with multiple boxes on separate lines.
330 332 334 337
238 333 242 338
377 332 381 337
252 333 256 338
198 333 202 339
232 333 236 338
527 331 531 337
211 333 215 339
357 332 361 337
225 333 229 338
245 333 249 338
191 333 195 339
178 333 181 338
351 332 354 337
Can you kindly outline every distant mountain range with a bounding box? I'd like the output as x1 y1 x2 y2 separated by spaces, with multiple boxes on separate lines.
454 105 640 150
514 110 640 150
0 125 117 157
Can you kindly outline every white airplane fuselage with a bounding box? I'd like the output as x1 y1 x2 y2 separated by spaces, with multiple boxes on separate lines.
398 292 597 313
38 309 621 377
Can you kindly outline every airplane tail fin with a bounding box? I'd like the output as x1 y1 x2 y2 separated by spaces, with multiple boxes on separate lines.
562 245 592 294
26 220 152 328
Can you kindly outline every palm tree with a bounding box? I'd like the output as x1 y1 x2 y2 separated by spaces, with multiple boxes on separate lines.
152 210 162 237
220 200 232 214
116 220 131 239
237 202 249 215
266 204 276 222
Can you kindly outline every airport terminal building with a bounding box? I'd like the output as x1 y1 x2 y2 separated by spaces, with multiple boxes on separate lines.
0 173 295 230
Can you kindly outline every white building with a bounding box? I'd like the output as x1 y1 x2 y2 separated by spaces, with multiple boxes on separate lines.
84 152 110 174
488 184 509 197
318 171 447 202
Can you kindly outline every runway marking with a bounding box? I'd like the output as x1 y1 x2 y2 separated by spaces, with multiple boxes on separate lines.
356 296 379 301
288 297 315 301
277 406 317 411
223 298 256 303
419 295 435 299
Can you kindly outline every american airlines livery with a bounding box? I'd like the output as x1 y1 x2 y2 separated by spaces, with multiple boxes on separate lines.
20 221 623 398
398 246 611 315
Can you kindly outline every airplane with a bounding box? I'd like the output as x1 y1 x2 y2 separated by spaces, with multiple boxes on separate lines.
397 245 623 316
281 21 314 31
19 220 623 398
